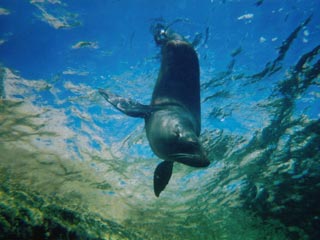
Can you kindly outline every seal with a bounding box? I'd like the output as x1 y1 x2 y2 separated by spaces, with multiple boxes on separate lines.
99 24 210 197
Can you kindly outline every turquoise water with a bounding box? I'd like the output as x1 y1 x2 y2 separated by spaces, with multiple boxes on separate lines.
0 1 319 239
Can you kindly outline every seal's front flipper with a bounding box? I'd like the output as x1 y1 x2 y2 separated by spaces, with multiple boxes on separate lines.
153 161 174 197
99 88 153 118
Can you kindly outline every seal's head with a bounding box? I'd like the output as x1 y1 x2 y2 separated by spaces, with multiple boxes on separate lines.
170 139 209 167
146 108 209 168
167 118 209 168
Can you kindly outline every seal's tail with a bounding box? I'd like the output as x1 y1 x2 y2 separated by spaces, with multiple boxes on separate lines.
151 23 168 46
151 23 185 46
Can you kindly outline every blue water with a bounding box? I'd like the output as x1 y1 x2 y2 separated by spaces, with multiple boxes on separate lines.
0 1 319 239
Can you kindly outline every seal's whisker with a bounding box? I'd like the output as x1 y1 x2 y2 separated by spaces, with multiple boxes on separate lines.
169 153 199 159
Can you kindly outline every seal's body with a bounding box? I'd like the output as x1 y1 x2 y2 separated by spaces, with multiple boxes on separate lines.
99 25 209 197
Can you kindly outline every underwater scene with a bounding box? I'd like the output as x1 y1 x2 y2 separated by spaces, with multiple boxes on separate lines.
0 0 319 239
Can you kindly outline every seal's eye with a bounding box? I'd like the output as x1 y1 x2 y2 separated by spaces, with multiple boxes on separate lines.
174 129 180 138
173 125 181 139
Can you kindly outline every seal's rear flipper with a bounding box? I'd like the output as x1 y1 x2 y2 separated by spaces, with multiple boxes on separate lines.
153 161 173 197
99 88 153 118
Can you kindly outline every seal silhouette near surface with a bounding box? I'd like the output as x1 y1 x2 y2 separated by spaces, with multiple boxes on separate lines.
99 24 210 197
